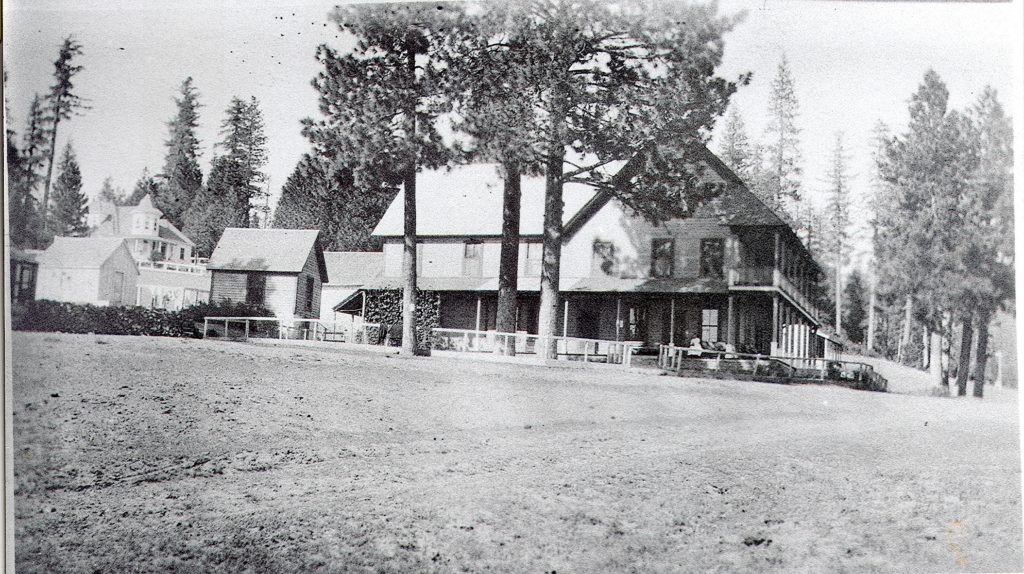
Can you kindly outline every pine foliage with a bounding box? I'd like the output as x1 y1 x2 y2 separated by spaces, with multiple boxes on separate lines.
50 142 89 237
160 77 204 229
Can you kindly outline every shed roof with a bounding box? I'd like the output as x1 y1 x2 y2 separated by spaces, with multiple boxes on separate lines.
207 228 326 279
323 251 384 285
36 237 134 270
371 163 600 237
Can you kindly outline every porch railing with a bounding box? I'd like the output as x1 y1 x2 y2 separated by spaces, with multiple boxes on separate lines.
431 328 642 366
657 344 887 391
202 316 382 344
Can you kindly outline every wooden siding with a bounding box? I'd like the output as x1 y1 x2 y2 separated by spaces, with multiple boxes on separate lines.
293 248 323 318
98 244 139 305
211 271 247 303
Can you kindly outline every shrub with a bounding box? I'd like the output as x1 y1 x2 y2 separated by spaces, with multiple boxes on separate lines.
12 299 274 339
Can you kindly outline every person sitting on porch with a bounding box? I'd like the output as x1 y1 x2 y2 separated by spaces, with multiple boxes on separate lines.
687 337 704 357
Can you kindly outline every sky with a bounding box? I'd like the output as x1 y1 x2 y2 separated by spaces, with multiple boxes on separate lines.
4 0 1021 264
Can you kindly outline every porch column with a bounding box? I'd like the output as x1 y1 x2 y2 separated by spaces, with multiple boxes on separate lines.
615 297 622 341
771 293 779 355
727 295 736 345
563 298 569 337
475 296 482 331
361 292 367 318
669 298 676 346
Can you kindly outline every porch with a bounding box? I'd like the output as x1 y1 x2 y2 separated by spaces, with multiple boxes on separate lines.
348 287 826 360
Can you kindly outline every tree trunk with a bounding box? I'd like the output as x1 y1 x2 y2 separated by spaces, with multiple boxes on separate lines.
866 274 876 352
400 44 418 357
41 99 64 241
834 264 842 336
956 313 973 397
537 148 565 359
973 307 991 398
495 163 521 356
897 295 912 363
401 170 418 356
929 331 943 386
922 327 929 370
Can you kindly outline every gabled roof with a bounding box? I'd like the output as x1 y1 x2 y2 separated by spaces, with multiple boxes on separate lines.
37 237 135 270
323 251 384 285
207 228 327 280
563 144 789 237
371 163 599 237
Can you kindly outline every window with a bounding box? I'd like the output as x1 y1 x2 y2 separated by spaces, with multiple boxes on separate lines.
592 241 616 276
650 238 674 278
304 276 314 313
180 248 186 260
246 274 266 305
700 238 725 278
701 309 719 342
463 241 482 277
524 242 542 277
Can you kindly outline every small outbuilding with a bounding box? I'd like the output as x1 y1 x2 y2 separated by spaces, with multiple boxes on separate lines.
35 237 139 306
9 248 41 303
207 228 327 320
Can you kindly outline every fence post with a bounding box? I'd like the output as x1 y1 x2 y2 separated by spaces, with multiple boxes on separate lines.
203 318 208 338
224 318 229 338
245 319 250 340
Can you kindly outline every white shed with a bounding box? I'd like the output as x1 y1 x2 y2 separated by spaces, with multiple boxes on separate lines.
35 237 139 306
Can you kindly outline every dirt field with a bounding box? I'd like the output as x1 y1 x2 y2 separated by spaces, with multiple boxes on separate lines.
9 332 1022 573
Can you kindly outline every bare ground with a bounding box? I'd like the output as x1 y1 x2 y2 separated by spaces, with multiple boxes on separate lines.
9 332 1022 573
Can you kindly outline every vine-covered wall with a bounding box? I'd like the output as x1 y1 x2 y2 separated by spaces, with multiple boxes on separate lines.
363 289 441 352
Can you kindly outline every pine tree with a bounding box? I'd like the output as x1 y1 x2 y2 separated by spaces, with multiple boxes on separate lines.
216 96 268 226
843 269 868 344
476 1 744 356
7 123 43 249
876 71 980 382
272 154 394 251
97 176 127 205
825 132 851 334
445 8 548 354
8 92 49 248
126 168 161 206
50 142 89 237
183 155 245 256
719 106 753 181
763 54 802 217
41 38 88 237
959 87 1014 397
304 4 460 355
160 77 204 229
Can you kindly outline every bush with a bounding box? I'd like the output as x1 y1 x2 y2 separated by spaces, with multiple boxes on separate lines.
12 300 274 339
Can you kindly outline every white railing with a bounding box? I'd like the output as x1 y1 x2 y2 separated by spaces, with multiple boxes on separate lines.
431 328 642 366
138 260 208 274
201 316 382 344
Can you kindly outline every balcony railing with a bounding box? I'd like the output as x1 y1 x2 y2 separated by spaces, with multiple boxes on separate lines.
729 266 774 286
137 260 208 274
728 266 819 321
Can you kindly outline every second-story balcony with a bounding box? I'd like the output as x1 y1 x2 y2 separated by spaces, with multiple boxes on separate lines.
728 266 820 323
137 259 209 275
